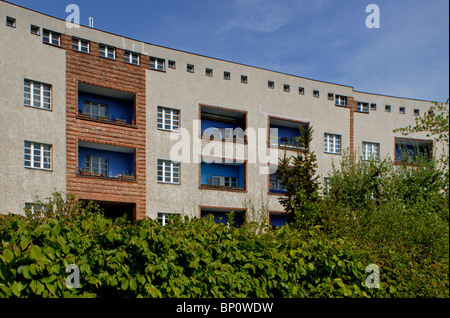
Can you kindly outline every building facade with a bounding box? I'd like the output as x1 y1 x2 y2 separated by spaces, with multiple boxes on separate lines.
1 2 445 225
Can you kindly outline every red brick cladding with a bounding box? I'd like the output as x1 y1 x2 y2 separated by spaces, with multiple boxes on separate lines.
62 34 147 220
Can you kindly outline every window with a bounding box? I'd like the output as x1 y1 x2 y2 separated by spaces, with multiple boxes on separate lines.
370 103 377 111
157 106 180 132
124 51 140 65
313 90 320 98
158 213 179 226
187 64 194 73
224 71 231 80
324 133 341 154
268 81 274 89
328 93 334 100
399 107 406 114
83 101 109 119
414 109 420 116
83 156 108 176
99 44 115 59
72 37 89 53
298 87 305 95
385 105 391 112
157 160 180 184
24 203 47 219
362 142 380 161
30 25 40 35
205 68 213 77
335 95 347 106
283 84 290 92
241 75 248 84
6 17 16 27
150 57 165 71
24 79 52 110
42 29 60 46
357 102 369 113
24 141 52 170
211 176 238 188
168 60 176 69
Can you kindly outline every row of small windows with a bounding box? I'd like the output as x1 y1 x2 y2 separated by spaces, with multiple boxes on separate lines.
8 16 420 116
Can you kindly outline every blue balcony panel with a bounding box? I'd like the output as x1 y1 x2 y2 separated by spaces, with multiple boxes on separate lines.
269 213 287 228
200 161 245 189
78 141 135 178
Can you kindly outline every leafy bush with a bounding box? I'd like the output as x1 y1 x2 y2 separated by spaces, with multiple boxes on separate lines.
1 199 386 298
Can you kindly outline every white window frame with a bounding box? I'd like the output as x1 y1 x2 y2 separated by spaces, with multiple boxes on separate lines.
357 102 369 113
157 213 179 226
83 101 109 119
99 44 116 59
83 156 108 176
335 95 347 106
157 160 180 184
42 29 60 46
150 57 165 71
24 141 52 170
24 203 47 219
212 175 238 188
324 133 341 154
125 51 140 65
157 107 180 132
24 79 52 110
362 142 380 161
72 37 89 53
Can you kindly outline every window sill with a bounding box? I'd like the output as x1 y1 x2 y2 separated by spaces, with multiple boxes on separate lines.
24 105 53 112
76 115 137 128
43 42 62 48
25 167 52 172
324 151 341 155
149 68 166 73
199 185 246 192
77 173 137 182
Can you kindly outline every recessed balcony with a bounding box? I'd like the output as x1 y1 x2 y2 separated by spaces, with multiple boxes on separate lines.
269 117 308 150
200 159 246 191
78 141 135 180
77 83 135 126
200 105 246 143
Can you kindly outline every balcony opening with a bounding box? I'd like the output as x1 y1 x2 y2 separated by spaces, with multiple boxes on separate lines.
78 141 135 180
81 199 135 221
269 212 287 228
77 82 135 125
200 158 245 191
395 138 432 164
269 117 308 150
200 105 246 143
268 167 287 194
200 207 245 228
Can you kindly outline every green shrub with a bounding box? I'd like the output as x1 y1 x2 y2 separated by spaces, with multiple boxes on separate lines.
1 199 383 298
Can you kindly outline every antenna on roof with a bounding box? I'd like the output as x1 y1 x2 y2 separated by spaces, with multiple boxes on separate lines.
88 17 94 28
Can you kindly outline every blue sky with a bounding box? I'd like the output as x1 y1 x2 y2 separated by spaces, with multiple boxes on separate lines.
6 0 449 102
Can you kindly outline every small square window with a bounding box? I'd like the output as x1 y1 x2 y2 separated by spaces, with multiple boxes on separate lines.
283 84 290 92
72 37 90 53
328 93 334 100
6 17 16 27
241 75 248 84
298 87 305 95
268 81 274 89
168 60 176 69
313 90 320 98
205 68 213 77
399 107 406 114
370 103 377 111
224 71 231 80
150 57 165 71
99 44 115 59
125 51 140 65
385 105 391 112
187 64 194 73
414 109 420 116
30 25 40 35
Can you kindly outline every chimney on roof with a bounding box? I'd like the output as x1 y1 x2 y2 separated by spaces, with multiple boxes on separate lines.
88 17 94 28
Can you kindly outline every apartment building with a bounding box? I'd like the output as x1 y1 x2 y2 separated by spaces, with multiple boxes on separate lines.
0 1 444 226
